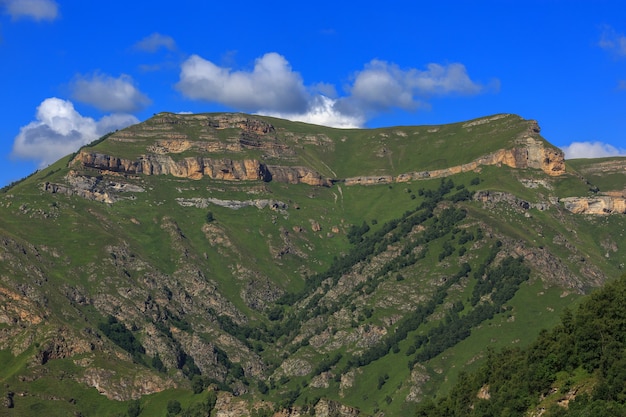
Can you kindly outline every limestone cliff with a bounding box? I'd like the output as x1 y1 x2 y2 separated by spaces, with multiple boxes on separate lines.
267 165 332 186
66 113 566 193
61 137 568 205
561 196 626 215
344 137 565 185
75 151 272 182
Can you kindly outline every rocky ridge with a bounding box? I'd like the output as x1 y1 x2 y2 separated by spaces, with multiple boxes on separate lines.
72 125 565 185
3 112 626 416
57 113 626 218
46 116 568 208
344 136 565 185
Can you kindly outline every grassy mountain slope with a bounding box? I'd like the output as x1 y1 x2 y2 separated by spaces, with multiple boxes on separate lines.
0 113 625 416
415 273 626 417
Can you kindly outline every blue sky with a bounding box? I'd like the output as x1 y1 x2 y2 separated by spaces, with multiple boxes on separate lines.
1 0 625 187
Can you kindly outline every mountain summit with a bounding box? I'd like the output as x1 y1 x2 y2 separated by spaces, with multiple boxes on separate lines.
1 113 625 416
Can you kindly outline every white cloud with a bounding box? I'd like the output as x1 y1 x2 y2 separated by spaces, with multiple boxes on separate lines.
561 141 626 159
11 98 138 167
176 52 491 128
3 0 58 21
599 25 626 56
133 32 176 52
344 60 485 114
70 72 151 113
263 96 364 129
176 53 310 113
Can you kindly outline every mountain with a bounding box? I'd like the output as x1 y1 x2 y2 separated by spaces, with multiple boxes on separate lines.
1 112 625 416
415 273 626 417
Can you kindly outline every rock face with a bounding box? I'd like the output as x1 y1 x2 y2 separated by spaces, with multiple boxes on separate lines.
73 151 332 186
64 113 566 201
42 171 145 203
474 190 550 211
442 138 564 177
561 196 626 214
314 399 362 417
75 152 272 182
176 197 288 211
571 158 626 176
267 165 331 186
71 113 565 188
79 367 176 400
345 137 565 185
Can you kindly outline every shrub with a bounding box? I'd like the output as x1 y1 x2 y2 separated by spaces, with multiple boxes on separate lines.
167 399 182 415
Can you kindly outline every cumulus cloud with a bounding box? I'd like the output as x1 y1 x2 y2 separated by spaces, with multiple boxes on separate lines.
70 72 151 113
176 52 491 128
561 141 626 159
133 32 176 52
2 0 58 21
11 98 138 167
176 53 309 113
350 60 483 109
263 96 364 129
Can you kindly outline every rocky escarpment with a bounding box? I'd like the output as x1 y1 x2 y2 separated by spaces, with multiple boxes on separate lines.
75 151 272 182
73 151 329 186
344 136 565 185
176 197 288 211
114 112 297 158
150 112 277 135
561 196 626 215
570 158 626 176
59 113 565 199
42 171 145 203
403 121 565 179
73 134 563 190
473 190 550 211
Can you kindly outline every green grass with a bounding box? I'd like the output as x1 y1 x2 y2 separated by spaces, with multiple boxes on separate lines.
2 111 626 416
425 279 581 396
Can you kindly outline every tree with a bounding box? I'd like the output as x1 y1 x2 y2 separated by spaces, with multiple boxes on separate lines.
192 375 205 394
127 399 141 417
167 399 182 415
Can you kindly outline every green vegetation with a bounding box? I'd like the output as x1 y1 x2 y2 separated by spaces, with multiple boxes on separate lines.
0 112 625 416
416 274 626 416
98 315 146 362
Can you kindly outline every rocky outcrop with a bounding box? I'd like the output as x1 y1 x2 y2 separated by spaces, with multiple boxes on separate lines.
73 151 331 186
176 197 288 211
42 171 145 203
570 158 626 176
0 286 44 327
406 363 431 403
314 399 362 417
561 196 626 215
343 175 394 186
75 151 271 182
140 112 276 135
71 116 564 191
79 367 176 401
409 137 565 179
343 137 565 186
267 165 331 186
36 327 95 365
474 190 550 211
116 113 297 158
3 391 14 409
147 139 193 154
279 357 313 377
